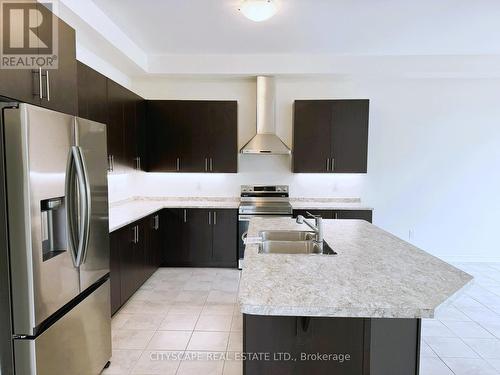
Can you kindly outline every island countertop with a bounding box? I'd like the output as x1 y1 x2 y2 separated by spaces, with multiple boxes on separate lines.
238 217 473 319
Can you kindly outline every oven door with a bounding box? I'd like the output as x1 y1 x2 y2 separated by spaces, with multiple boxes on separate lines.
238 214 292 269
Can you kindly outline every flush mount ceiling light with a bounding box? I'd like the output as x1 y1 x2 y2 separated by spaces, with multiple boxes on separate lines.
239 0 278 22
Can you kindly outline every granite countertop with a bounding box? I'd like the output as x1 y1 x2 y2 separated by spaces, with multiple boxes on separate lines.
290 198 372 210
108 197 372 232
239 217 473 318
108 197 240 232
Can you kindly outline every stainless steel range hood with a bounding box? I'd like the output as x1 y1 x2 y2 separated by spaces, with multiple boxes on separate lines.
240 76 291 155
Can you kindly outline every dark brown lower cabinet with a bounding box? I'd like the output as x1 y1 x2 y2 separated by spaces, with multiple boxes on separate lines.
145 212 162 278
187 209 213 265
243 314 420 375
292 209 373 223
110 212 162 315
110 207 237 314
109 229 122 315
163 208 238 268
163 208 190 265
211 209 238 267
335 210 372 222
119 220 145 305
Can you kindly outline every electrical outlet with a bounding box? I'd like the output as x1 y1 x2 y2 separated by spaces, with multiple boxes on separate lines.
408 229 414 240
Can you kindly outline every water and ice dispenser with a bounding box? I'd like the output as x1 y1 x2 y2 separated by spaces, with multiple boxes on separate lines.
40 197 67 261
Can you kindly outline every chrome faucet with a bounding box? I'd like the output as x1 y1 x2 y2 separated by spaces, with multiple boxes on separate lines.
296 211 324 250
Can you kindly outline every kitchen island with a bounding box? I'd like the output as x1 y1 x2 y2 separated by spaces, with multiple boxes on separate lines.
238 218 473 375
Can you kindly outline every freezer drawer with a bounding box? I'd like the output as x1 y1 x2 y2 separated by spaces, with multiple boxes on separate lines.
14 279 111 375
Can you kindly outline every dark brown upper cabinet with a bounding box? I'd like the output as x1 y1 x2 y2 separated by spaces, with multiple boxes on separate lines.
106 79 145 173
106 80 126 172
123 90 141 171
146 101 181 172
136 99 147 171
208 102 238 173
39 14 77 115
146 100 237 173
77 61 108 124
293 100 369 173
0 4 77 115
292 101 333 173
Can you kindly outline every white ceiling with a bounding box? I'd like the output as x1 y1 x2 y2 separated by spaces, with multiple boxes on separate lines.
92 0 500 56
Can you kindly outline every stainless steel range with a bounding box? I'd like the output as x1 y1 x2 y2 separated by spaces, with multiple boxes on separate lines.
238 185 293 268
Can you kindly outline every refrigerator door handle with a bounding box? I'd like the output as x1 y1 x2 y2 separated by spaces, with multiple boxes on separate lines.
75 146 91 266
65 147 79 267
65 146 91 268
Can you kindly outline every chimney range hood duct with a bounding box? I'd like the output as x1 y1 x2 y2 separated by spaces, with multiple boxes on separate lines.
240 76 291 155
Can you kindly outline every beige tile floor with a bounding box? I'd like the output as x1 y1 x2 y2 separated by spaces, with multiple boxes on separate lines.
421 262 500 375
103 263 500 375
103 268 242 375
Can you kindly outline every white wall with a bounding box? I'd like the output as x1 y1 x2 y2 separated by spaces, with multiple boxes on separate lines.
126 76 367 199
121 76 500 262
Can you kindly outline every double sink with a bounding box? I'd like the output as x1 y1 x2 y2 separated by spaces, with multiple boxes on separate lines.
257 230 335 255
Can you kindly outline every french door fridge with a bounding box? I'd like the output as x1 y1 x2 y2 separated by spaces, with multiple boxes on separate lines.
2 103 111 374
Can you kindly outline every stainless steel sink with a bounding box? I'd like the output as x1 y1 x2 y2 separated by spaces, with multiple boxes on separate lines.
257 230 336 255
259 230 316 242
258 240 322 254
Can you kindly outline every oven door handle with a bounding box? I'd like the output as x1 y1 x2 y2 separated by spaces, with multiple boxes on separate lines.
242 232 263 245
239 214 292 221
238 215 254 221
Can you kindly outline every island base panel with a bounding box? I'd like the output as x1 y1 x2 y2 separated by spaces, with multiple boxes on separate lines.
243 314 421 375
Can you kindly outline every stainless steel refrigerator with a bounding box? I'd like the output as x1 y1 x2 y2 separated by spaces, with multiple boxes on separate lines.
2 103 111 374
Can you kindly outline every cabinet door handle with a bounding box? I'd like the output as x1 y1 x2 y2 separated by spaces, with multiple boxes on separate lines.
45 70 50 101
331 158 335 172
213 211 217 225
111 155 114 171
39 68 43 99
33 67 43 99
135 157 141 170
208 211 211 225
210 158 213 172
176 157 180 171
183 209 187 223
205 158 208 172
107 155 113 172
132 226 138 243
153 215 159 230
326 158 330 171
